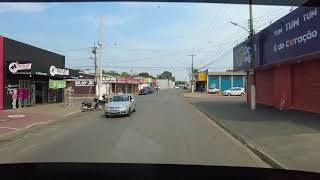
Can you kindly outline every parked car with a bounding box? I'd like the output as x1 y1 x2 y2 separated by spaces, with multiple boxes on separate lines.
207 87 219 94
105 94 136 118
222 87 245 96
144 86 154 94
139 89 148 95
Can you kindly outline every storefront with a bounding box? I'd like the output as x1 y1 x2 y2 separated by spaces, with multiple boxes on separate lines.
207 72 246 93
0 36 72 110
68 74 143 97
195 71 207 92
233 5 320 113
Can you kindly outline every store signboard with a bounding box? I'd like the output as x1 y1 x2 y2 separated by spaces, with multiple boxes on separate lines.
102 76 116 83
49 79 66 89
261 7 320 64
127 77 134 84
234 6 320 71
144 78 152 83
197 72 207 81
8 62 32 73
75 79 94 86
132 77 141 84
50 66 69 76
117 77 127 84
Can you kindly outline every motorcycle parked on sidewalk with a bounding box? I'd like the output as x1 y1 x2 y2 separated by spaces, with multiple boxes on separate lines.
81 98 106 112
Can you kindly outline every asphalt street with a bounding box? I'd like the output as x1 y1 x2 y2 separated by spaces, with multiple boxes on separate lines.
0 89 268 167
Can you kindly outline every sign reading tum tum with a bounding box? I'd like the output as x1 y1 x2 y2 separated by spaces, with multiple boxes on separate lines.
261 7 320 65
233 6 320 71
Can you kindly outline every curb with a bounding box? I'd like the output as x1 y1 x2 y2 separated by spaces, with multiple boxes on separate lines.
190 102 286 170
0 110 82 141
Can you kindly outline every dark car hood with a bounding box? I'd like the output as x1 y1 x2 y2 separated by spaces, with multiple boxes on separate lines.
0 163 318 180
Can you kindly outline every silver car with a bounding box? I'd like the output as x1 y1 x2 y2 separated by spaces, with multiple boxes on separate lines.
105 94 136 118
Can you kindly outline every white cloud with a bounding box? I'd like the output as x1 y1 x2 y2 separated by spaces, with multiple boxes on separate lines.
0 3 58 13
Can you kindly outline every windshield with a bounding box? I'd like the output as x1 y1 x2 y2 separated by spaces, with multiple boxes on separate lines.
112 96 129 102
1 1 319 174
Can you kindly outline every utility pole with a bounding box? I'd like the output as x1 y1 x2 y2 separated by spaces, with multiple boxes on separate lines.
249 0 256 110
91 44 98 97
188 54 196 93
98 16 104 100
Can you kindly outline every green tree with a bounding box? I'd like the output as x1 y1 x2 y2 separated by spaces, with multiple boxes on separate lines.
158 71 175 81
137 72 151 77
103 70 120 76
175 81 186 86
121 72 131 77
137 72 155 78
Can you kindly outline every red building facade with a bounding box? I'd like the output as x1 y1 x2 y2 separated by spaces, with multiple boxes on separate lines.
234 5 320 113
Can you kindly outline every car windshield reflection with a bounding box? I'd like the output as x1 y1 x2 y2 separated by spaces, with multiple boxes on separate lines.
112 96 129 102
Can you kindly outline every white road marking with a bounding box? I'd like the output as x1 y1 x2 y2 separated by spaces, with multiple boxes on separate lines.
0 126 19 130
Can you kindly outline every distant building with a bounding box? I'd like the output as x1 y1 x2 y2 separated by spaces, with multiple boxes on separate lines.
195 71 246 93
207 72 246 93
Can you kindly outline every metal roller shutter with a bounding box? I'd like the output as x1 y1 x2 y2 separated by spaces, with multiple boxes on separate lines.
221 76 231 91
256 69 274 106
208 75 219 89
293 60 320 113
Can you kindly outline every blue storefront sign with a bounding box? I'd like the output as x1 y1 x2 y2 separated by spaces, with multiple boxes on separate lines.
233 39 259 71
234 6 320 71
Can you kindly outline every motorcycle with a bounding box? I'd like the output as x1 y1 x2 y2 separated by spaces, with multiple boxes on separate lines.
81 98 106 112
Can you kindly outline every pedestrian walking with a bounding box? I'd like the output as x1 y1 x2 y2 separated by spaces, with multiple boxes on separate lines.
18 88 24 108
11 88 18 109
23 88 29 107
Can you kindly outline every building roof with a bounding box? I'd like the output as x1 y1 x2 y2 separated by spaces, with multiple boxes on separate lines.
207 71 246 76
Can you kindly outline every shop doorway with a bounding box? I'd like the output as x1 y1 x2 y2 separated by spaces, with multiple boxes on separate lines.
35 82 48 104
19 80 31 106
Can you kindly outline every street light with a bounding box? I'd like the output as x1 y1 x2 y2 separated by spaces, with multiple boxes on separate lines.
230 2 256 111
230 21 250 33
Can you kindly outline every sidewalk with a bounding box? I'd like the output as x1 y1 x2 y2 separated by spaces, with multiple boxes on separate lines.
0 100 82 138
187 95 320 173
183 91 220 98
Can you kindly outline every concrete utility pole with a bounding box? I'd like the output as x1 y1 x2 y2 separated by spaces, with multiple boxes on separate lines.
188 54 196 93
98 16 104 100
249 0 256 110
91 44 98 97
230 0 256 110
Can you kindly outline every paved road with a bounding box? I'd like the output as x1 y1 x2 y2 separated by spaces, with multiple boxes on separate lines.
0 90 268 167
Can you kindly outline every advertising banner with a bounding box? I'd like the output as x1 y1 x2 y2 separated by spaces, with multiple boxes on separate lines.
233 6 320 71
261 7 320 64
50 66 69 76
49 79 66 89
102 76 116 83
6 61 32 74
75 79 94 86
197 72 207 81
117 77 127 84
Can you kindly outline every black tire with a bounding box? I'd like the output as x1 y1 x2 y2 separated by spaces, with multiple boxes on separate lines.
133 106 136 112
97 104 103 111
241 92 245 96
228 93 231 96
81 106 86 112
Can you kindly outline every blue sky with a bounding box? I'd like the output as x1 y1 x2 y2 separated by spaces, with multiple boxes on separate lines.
0 2 294 80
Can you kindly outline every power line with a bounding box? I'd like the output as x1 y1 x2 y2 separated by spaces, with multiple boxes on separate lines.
190 5 230 54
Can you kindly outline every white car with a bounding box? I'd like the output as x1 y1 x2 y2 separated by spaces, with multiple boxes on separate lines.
222 87 245 96
207 87 219 94
105 94 136 118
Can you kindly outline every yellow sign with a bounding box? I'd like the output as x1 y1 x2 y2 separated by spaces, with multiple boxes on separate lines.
197 72 207 81
144 78 152 83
